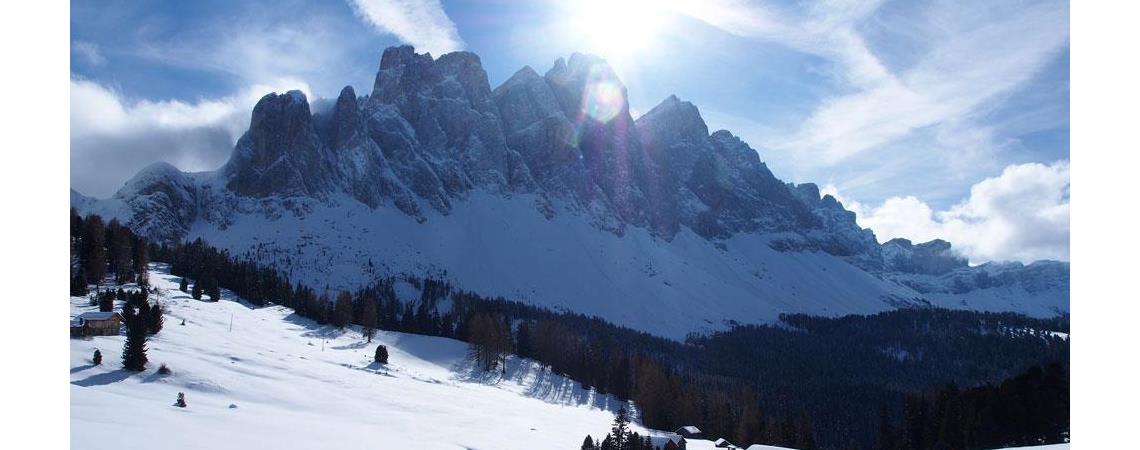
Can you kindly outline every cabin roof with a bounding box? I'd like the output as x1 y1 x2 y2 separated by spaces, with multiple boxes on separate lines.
677 426 701 434
74 311 122 322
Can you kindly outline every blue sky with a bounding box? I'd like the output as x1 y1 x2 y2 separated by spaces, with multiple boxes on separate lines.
70 0 1070 263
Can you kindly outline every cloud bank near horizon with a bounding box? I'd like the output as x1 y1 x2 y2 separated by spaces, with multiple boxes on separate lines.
825 160 1070 264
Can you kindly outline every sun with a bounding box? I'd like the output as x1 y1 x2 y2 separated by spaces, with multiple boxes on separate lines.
565 0 672 63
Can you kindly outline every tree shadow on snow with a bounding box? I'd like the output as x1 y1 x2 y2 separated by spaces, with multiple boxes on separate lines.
362 361 396 376
331 340 370 350
281 313 346 340
71 369 133 387
70 364 96 374
452 355 619 412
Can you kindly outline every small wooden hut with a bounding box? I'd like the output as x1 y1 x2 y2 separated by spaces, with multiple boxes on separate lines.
71 311 123 337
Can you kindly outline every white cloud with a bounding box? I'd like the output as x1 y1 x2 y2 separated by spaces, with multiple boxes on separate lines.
680 0 1067 169
72 40 106 66
347 0 464 56
70 77 312 198
825 160 1070 264
787 0 1067 164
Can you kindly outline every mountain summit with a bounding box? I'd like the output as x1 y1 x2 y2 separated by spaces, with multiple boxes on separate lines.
71 46 1068 338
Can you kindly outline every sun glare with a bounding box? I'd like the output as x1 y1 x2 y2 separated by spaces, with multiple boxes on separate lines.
567 0 671 62
582 79 626 122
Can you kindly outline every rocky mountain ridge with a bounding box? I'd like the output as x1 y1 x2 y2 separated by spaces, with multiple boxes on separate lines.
70 46 1069 337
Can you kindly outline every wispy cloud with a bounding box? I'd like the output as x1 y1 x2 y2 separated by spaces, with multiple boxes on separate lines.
679 0 1068 167
788 1 1067 165
70 77 311 197
825 160 1070 264
131 16 351 95
347 0 464 56
72 40 106 66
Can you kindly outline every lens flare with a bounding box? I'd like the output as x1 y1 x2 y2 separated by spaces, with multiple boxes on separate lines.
582 81 625 123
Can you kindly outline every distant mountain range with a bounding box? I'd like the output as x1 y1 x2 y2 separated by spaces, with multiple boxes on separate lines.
71 46 1068 339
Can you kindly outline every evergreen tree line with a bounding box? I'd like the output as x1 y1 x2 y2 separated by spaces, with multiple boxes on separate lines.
877 362 1068 450
97 210 1068 450
71 209 150 295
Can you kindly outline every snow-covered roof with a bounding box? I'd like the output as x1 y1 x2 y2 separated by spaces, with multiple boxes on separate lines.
75 311 121 321
657 433 684 443
677 426 701 435
714 438 738 448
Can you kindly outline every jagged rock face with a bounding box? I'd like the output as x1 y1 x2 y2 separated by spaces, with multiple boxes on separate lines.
633 96 845 242
314 86 421 217
882 238 968 275
493 66 588 197
370 46 536 195
543 53 662 231
224 91 341 198
86 45 1033 277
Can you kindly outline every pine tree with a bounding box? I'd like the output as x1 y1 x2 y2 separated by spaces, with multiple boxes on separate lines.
191 280 203 300
360 295 378 342
70 270 89 296
333 291 353 329
179 277 188 292
121 306 148 371
107 219 133 284
98 291 114 312
206 277 221 302
374 345 388 364
466 313 512 372
147 303 164 335
131 234 149 278
92 349 102 365
82 215 106 285
581 435 596 450
610 406 631 450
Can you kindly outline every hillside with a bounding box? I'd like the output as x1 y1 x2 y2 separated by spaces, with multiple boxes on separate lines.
71 264 641 449
69 264 1070 450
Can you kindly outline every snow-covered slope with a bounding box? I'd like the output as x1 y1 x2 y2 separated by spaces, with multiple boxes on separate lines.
71 45 1069 340
70 265 1071 449
71 264 663 449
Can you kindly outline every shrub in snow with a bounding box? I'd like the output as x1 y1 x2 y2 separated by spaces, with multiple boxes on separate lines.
375 345 388 364
92 349 102 365
174 392 186 408
158 363 171 375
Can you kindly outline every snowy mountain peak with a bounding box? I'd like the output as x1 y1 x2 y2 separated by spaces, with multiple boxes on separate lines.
637 95 711 152
71 45 1069 338
223 89 339 198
